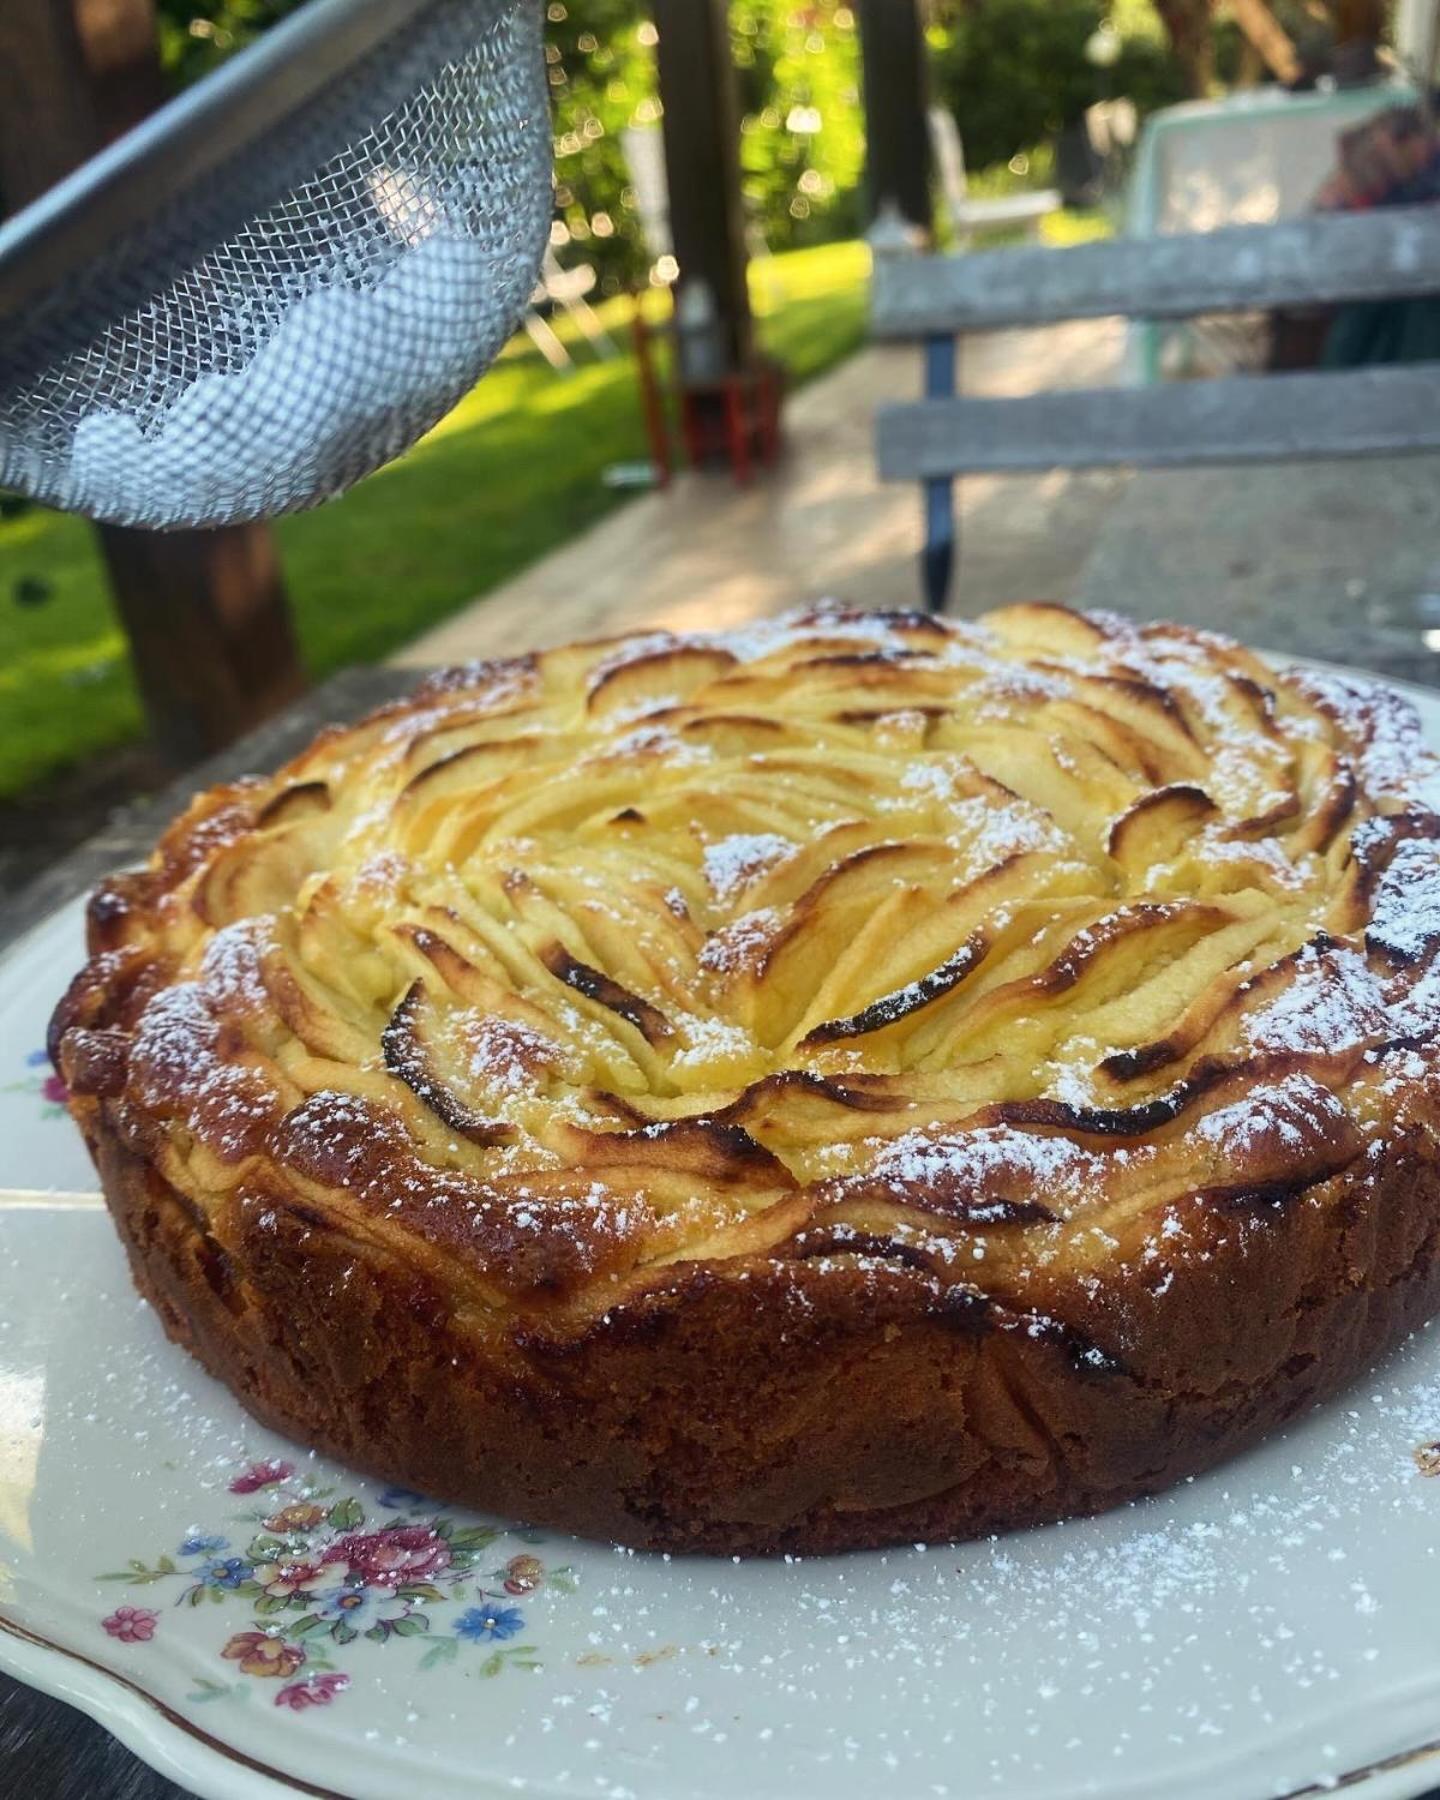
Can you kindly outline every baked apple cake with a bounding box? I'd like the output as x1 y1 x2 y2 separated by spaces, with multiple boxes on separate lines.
51 604 1440 1554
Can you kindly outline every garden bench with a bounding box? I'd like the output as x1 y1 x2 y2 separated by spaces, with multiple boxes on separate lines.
927 106 1061 247
870 204 1440 611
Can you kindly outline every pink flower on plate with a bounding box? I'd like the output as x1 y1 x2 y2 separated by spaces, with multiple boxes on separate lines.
275 1672 350 1712
321 1524 451 1589
101 1606 158 1644
41 1073 69 1106
229 1459 294 1495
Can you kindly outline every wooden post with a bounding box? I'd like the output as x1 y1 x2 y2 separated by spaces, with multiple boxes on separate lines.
651 0 753 371
857 0 933 239
0 0 305 767
94 526 303 768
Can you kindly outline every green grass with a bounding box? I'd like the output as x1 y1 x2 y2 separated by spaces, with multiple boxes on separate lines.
0 239 871 800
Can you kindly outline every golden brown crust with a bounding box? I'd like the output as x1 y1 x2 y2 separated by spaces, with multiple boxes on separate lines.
51 603 1440 1552
87 1115 1440 1554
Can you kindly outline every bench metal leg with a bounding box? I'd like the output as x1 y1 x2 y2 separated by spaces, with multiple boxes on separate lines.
922 333 957 614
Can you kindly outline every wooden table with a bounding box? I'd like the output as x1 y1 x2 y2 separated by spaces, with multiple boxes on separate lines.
0 666 415 1800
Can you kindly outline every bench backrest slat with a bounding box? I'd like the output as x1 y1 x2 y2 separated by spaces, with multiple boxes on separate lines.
876 363 1440 479
871 205 1440 338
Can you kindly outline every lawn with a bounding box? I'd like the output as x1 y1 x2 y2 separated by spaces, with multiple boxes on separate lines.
0 239 872 799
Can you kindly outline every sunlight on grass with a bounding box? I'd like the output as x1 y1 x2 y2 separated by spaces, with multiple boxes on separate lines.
0 240 874 799
0 631 126 686
1041 208 1114 247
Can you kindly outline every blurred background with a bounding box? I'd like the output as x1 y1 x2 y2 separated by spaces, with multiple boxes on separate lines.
1 0 1435 902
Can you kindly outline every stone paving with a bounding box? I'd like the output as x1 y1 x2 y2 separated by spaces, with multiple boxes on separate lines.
1073 456 1440 690
397 316 1440 692
395 319 1132 662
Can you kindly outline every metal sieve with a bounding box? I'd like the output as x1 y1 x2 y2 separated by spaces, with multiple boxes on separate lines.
0 0 552 530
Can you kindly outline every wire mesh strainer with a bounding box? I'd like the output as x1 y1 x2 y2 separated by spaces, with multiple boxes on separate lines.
0 0 552 530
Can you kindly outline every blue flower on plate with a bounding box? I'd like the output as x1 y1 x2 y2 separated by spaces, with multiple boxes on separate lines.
198 1556 253 1590
179 1533 228 1557
377 1486 430 1511
26 1049 50 1067
454 1603 524 1643
311 1583 391 1631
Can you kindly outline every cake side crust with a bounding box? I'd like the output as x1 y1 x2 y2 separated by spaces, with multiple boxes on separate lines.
87 1102 1440 1555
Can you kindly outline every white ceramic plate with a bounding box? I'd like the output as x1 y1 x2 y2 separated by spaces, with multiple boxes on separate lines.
8 671 1440 1800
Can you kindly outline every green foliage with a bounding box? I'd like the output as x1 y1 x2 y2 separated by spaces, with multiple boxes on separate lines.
185 1678 249 1704
545 0 657 288
475 1643 541 1678
150 1 867 287
927 0 1185 176
153 0 298 81
732 2 864 254
419 1634 461 1670
548 1 865 285
1109 31 1189 120
928 0 1098 174
98 1556 178 1583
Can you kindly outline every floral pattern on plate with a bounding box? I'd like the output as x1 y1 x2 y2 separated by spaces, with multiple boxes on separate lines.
4 1047 69 1118
96 1459 577 1708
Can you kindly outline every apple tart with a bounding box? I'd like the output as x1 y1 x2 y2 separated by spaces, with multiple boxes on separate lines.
51 604 1440 1553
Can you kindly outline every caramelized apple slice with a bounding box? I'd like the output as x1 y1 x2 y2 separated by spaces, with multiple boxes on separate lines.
586 643 738 718
1108 784 1218 877
381 979 514 1146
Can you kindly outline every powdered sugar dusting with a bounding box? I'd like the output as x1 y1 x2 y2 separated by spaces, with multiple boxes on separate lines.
844 1124 1100 1216
942 792 1068 866
1194 1072 1348 1160
1368 836 1440 964
699 908 782 976
129 984 277 1160
701 833 794 906
1289 667 1436 799
1243 943 1387 1056
670 1012 755 1073
603 723 714 767
199 917 273 1012
461 1013 558 1094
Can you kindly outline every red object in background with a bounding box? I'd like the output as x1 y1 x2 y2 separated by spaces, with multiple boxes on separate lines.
678 360 785 486
628 290 786 489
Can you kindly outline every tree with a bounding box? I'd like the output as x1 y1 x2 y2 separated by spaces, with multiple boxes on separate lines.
154 0 298 80
732 2 864 253
926 0 1188 178
1153 0 1214 97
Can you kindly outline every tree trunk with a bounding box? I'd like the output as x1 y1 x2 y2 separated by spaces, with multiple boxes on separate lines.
1154 0 1215 98
856 0 933 239
1229 0 1301 85
652 0 753 372
1330 0 1386 85
0 0 305 770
